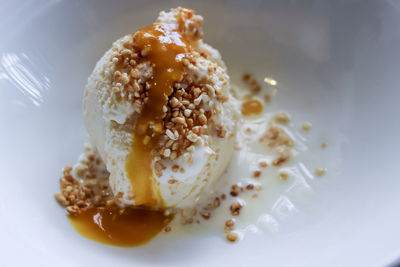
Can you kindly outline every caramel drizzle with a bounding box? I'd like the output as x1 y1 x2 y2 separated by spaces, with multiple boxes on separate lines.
125 22 190 206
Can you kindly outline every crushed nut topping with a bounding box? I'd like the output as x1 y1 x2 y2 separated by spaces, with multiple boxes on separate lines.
230 184 241 197
242 72 261 92
259 161 268 168
315 167 326 176
246 184 255 190
106 8 230 178
273 112 290 124
230 202 242 216
226 232 238 242
260 126 293 166
279 171 289 181
301 123 311 131
200 211 211 220
55 147 112 215
253 170 261 178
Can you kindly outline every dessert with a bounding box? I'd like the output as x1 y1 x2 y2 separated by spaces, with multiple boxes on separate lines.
55 7 327 246
83 7 236 209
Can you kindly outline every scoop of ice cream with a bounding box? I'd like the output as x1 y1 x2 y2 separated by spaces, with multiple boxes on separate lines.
83 7 237 209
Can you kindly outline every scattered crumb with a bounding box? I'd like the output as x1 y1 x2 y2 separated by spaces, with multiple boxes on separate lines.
213 197 221 208
54 148 112 216
259 161 268 168
273 112 290 124
172 164 180 172
230 184 240 197
321 142 327 148
225 219 235 227
253 170 261 178
260 126 293 148
246 184 254 190
255 185 262 191
242 73 250 81
221 194 226 200
230 202 242 216
226 232 238 242
163 226 171 232
264 93 271 102
279 171 289 181
272 157 287 166
242 72 261 92
301 123 311 131
315 168 326 176
200 211 211 220
252 194 258 198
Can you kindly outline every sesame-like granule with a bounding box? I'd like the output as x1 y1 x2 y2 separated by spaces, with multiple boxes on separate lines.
315 168 326 176
259 161 268 168
301 123 311 131
54 147 113 215
253 170 261 178
230 202 242 216
242 73 261 92
226 232 238 242
225 219 235 227
279 171 289 181
273 112 290 124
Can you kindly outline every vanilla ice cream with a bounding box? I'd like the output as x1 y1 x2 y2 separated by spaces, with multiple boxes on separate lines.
83 7 237 209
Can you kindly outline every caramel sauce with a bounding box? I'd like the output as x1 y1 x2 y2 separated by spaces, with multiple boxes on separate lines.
241 99 263 116
125 22 191 206
69 206 172 247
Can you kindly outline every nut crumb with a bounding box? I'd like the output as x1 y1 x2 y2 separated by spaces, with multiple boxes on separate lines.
230 184 240 197
252 194 258 198
230 202 242 216
242 73 250 81
164 226 171 232
315 167 326 176
259 161 268 168
253 170 261 178
246 184 254 190
168 179 177 184
279 171 288 181
302 123 311 131
172 164 180 172
200 211 211 219
226 232 238 242
242 73 261 92
225 219 235 227
321 142 327 148
273 112 290 124
264 93 271 102
213 197 221 208
272 157 287 166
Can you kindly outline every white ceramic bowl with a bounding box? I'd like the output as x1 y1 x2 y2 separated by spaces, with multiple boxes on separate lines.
1 0 400 266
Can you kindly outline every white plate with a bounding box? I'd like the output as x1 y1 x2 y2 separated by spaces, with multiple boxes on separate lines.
1 0 400 266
